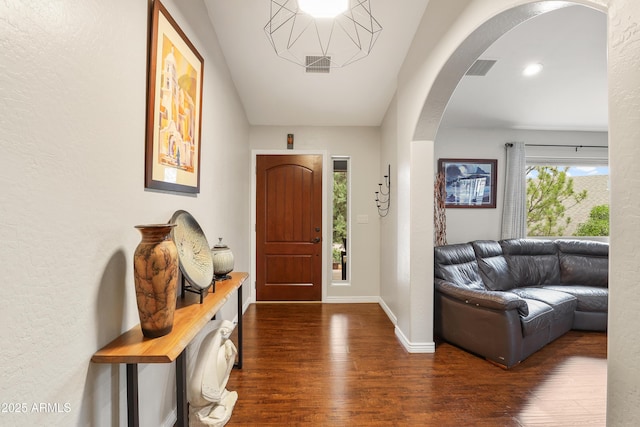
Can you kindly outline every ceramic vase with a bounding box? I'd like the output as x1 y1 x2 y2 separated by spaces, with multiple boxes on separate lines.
211 237 234 280
133 224 179 338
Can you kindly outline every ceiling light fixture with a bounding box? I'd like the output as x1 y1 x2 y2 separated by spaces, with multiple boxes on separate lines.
298 0 348 18
522 62 544 77
264 0 383 70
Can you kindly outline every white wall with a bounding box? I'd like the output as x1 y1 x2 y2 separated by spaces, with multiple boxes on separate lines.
249 126 381 301
380 96 400 322
0 1 250 426
606 0 640 424
379 0 478 351
434 128 608 243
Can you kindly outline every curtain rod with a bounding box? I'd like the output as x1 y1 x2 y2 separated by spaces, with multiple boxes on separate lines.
505 143 608 151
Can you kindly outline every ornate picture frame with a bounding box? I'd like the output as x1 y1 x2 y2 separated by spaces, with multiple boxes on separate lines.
438 158 497 208
145 0 204 193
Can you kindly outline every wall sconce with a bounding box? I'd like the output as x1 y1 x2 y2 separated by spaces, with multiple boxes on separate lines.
375 164 391 217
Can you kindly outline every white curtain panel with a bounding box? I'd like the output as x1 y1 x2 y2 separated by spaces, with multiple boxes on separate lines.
501 142 527 239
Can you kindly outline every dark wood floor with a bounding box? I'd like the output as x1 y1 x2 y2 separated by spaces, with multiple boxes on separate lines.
227 303 607 426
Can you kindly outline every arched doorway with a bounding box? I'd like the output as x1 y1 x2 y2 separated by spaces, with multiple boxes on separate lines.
397 0 640 425
394 1 608 352
435 5 608 243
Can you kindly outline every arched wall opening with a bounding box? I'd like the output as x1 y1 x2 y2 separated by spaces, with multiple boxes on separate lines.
431 3 608 245
400 0 608 346
383 0 620 418
384 1 640 426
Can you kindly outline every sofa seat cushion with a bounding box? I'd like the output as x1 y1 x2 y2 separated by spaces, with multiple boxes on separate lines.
520 299 553 337
543 285 608 312
510 287 577 321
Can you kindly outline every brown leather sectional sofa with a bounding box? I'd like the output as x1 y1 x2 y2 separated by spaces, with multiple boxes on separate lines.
434 239 608 368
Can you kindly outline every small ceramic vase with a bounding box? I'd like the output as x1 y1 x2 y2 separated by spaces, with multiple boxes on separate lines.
211 238 234 280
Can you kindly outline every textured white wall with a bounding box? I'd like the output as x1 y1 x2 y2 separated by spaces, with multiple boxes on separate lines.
382 0 477 349
606 0 640 424
0 0 250 426
380 95 399 322
249 126 381 301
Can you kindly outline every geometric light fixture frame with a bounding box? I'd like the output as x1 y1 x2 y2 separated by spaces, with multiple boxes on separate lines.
264 0 383 69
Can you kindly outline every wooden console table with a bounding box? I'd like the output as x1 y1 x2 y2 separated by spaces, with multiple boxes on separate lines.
92 272 248 427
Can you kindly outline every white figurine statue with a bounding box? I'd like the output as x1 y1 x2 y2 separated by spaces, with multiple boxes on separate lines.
188 320 238 427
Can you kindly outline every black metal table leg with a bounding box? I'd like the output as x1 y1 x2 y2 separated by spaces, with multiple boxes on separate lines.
176 350 188 426
236 283 243 369
126 364 139 427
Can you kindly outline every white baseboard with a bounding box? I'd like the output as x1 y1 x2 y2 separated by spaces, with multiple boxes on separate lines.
378 297 398 325
242 294 251 315
324 295 381 303
163 410 177 427
394 326 436 354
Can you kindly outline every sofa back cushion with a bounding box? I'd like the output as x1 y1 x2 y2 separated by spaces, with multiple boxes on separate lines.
500 239 560 287
434 243 484 290
556 239 608 287
472 240 514 291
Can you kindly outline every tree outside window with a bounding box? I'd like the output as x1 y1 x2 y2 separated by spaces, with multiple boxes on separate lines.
332 158 348 281
333 170 347 262
526 165 609 237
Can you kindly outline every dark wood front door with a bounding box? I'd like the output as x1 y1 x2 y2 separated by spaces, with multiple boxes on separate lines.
256 154 323 301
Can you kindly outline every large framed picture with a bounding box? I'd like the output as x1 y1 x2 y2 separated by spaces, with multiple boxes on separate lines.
145 0 204 193
438 158 497 208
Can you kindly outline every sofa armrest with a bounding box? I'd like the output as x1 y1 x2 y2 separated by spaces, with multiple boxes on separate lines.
435 279 529 316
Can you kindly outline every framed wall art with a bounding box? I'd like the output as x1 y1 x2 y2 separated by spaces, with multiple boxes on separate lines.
438 158 497 208
145 0 204 193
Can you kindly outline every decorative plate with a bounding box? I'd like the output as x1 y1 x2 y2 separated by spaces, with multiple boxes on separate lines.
169 210 214 290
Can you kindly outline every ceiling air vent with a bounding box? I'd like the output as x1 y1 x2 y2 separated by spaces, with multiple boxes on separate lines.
306 56 331 73
466 59 497 76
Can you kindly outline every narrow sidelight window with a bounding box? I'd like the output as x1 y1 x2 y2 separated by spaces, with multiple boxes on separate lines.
332 157 349 282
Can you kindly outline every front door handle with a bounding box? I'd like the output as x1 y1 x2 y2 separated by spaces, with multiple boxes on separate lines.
311 237 321 243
